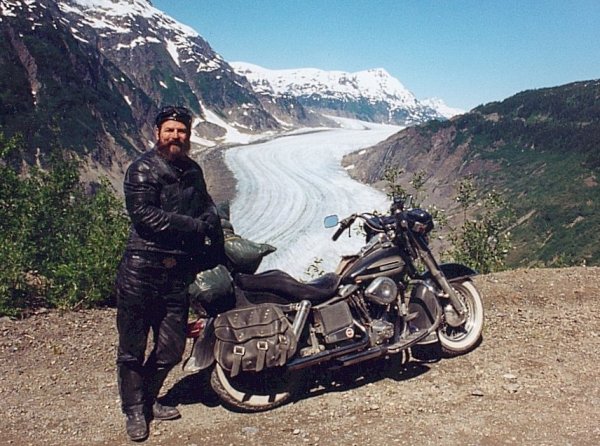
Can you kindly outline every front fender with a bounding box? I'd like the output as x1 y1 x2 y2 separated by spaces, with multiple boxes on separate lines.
422 263 478 282
182 318 216 372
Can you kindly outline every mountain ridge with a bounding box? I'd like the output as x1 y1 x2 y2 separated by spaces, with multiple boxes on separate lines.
232 61 462 124
1 0 455 181
342 79 600 267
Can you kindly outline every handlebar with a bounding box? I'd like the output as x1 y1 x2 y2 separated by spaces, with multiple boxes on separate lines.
331 212 395 241
332 214 356 241
332 224 347 241
329 197 431 246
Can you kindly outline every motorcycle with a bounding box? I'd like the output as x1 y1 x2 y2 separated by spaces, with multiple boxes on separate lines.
183 196 484 412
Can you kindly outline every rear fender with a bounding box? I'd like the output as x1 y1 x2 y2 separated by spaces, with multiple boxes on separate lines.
182 318 216 372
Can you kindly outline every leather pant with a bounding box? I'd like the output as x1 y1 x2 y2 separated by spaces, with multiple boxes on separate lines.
115 251 196 414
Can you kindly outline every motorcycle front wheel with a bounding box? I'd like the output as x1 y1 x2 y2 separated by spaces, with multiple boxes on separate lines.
437 279 484 357
210 363 302 412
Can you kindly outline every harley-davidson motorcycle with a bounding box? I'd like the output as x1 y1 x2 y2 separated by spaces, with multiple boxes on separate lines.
183 196 484 412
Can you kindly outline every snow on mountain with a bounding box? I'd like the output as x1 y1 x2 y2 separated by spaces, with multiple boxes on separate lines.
232 62 450 125
233 62 417 106
421 97 466 119
57 0 223 71
0 0 461 153
50 0 290 144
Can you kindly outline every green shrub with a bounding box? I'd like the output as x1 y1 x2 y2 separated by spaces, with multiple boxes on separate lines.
383 168 512 274
449 179 513 273
0 134 128 316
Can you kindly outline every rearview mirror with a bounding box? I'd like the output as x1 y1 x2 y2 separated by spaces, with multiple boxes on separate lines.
323 215 339 228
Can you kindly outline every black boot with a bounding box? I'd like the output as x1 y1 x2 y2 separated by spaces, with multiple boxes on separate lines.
125 406 148 442
152 401 181 420
144 365 181 420
118 364 148 441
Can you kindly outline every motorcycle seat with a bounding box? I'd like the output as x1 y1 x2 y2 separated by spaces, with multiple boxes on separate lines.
234 269 340 304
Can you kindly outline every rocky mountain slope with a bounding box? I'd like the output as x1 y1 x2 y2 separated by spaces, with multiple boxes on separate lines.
232 62 461 125
0 0 148 179
1 266 599 445
0 0 318 185
1 0 458 190
54 0 294 133
343 80 600 267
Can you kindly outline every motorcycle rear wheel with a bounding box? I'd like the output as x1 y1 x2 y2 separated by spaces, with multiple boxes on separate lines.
210 364 302 412
438 279 484 357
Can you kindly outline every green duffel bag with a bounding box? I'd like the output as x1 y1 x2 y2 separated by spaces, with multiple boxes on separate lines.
188 264 233 309
220 217 235 236
224 235 276 274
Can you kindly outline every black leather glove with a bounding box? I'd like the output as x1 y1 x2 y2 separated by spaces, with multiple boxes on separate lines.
192 212 218 233
192 218 209 235
198 212 224 245
199 212 221 231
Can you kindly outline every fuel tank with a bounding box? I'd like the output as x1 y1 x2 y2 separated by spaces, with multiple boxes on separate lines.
341 244 405 283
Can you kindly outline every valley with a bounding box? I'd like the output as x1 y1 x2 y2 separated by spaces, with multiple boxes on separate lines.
224 119 400 278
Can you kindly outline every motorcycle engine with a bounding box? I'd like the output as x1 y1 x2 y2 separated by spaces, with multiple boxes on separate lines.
364 277 397 305
370 319 394 345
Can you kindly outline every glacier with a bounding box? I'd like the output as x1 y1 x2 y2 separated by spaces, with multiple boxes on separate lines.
225 118 401 279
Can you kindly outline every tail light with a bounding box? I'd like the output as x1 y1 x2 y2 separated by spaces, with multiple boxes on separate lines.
186 318 205 338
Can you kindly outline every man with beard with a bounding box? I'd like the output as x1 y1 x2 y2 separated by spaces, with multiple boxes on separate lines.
114 106 224 441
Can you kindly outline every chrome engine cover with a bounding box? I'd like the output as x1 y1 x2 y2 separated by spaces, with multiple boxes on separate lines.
364 276 398 305
370 319 394 345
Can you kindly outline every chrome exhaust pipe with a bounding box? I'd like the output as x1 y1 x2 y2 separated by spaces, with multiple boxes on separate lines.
287 338 370 371
291 299 311 339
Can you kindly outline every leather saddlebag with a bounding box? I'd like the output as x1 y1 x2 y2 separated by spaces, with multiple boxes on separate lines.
213 304 297 377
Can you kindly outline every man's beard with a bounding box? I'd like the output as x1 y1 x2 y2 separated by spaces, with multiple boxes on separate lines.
157 140 190 160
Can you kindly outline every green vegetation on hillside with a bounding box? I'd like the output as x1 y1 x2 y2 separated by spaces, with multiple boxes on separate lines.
418 80 600 267
454 83 600 169
384 167 514 273
0 134 129 317
478 146 598 265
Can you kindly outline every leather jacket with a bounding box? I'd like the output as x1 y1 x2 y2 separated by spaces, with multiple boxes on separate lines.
123 148 222 258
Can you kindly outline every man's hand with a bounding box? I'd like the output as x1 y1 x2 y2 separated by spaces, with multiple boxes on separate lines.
199 212 220 231
197 212 224 246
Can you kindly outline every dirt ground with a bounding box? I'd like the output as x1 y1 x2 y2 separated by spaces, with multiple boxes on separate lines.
1 266 599 446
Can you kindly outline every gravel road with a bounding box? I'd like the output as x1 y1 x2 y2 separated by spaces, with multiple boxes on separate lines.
1 266 599 446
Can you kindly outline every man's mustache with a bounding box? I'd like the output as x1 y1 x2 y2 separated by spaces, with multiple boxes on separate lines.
158 140 187 149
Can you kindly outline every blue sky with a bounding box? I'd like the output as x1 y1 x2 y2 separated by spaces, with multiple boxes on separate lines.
152 0 600 111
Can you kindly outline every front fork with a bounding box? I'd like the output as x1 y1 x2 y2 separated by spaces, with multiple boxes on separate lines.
418 249 468 327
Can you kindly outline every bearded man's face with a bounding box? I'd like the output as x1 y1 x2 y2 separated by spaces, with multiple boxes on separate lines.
156 120 190 160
